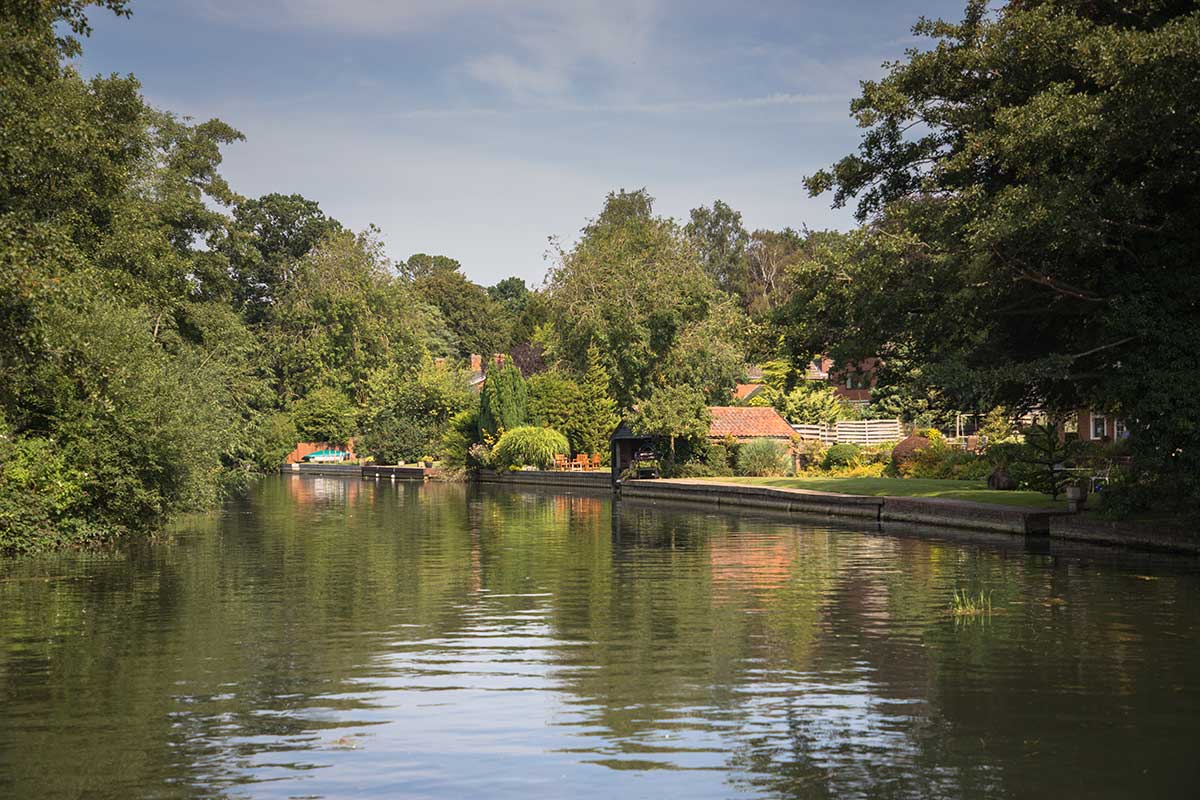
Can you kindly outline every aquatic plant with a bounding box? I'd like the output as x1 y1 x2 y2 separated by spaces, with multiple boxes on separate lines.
950 589 992 617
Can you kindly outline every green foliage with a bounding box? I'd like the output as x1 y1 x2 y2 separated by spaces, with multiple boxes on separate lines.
246 412 299 472
479 359 528 441
492 426 570 471
631 384 711 461
528 370 584 449
360 413 431 465
737 439 789 477
822 443 861 471
264 231 429 402
361 358 473 463
686 200 750 300
1021 423 1079 499
0 429 96 555
290 388 357 444
577 344 620 454
705 444 731 474
406 254 504 357
797 1 1200 512
979 407 1021 448
439 408 482 471
545 190 728 406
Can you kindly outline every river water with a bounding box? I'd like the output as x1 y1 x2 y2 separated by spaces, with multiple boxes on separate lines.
2 476 1199 798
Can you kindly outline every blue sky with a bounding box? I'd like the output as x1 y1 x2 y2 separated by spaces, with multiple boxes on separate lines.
78 0 967 286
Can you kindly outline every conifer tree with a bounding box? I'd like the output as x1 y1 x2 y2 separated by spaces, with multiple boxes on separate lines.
478 359 528 441
576 344 619 457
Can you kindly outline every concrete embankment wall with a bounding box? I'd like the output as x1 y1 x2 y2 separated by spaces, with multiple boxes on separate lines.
282 463 362 477
362 465 437 480
1048 515 1199 554
620 479 1052 536
476 469 610 490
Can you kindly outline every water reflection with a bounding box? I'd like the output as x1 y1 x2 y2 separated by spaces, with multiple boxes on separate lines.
1 476 1199 799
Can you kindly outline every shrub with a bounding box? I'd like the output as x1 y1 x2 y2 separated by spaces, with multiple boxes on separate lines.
0 434 97 555
793 438 827 470
737 438 789 476
492 426 570 470
822 443 861 471
832 462 886 478
705 444 731 474
673 461 718 478
361 412 432 464
291 387 358 444
891 432 932 476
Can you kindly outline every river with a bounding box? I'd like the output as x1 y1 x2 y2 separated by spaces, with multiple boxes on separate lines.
2 475 1198 798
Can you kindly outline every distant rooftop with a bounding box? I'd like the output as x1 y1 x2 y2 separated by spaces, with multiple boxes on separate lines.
708 406 795 440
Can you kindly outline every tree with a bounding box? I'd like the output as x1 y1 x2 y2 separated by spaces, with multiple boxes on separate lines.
527 370 584 450
406 253 502 358
478 359 528 441
290 387 357 444
265 231 427 402
799 1 1200 511
576 344 620 455
546 189 716 407
631 384 711 462
224 193 343 321
361 357 474 462
686 200 749 300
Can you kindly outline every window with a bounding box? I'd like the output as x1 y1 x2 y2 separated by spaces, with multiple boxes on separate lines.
1115 419 1129 439
1091 414 1107 440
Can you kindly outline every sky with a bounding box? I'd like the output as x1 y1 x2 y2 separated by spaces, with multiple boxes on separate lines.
77 0 968 286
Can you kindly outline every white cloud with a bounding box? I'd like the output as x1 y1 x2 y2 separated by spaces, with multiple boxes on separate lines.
198 0 665 99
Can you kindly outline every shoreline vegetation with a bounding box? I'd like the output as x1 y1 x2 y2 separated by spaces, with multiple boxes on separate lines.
4 2 1200 556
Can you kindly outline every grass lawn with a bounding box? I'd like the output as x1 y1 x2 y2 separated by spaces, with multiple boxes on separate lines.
691 476 1065 510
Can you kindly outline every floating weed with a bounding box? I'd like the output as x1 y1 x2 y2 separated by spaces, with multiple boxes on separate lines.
950 589 993 618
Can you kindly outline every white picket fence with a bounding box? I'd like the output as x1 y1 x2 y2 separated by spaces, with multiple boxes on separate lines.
791 419 903 445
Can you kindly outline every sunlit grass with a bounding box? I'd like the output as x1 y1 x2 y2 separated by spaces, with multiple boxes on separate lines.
950 589 993 617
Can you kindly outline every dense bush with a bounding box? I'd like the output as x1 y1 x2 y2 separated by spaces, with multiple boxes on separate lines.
705 443 731 474
438 408 481 470
479 360 528 440
360 412 432 464
792 438 827 470
492 426 570 470
291 388 358 444
738 438 789 477
890 432 932 475
0 433 99 554
906 443 990 480
822 443 861 471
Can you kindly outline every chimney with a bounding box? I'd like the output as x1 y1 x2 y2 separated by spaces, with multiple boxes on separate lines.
470 354 482 372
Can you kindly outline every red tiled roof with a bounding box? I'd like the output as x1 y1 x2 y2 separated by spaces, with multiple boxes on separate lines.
732 383 765 401
707 406 795 439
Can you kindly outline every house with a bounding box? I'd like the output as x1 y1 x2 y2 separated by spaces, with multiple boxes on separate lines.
1073 410 1130 443
609 406 798 486
732 382 767 403
707 406 796 443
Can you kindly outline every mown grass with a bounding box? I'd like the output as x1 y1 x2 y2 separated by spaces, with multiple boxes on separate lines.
688 476 1065 509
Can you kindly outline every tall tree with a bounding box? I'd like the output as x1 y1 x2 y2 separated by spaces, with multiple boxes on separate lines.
576 344 620 456
478 359 528 441
545 189 717 407
405 253 502 358
797 0 1200 510
686 200 750 300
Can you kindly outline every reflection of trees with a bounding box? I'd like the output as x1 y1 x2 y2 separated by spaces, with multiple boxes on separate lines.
2 480 1199 798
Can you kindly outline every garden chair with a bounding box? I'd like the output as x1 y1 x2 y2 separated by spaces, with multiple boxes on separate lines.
571 455 586 472
591 453 602 471
553 453 568 471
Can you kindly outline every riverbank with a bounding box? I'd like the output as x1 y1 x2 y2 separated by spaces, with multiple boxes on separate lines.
620 478 1199 554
